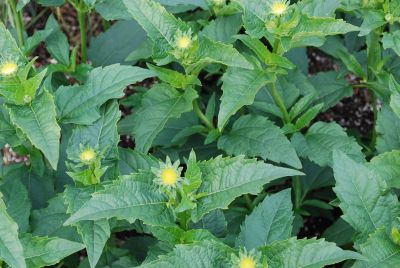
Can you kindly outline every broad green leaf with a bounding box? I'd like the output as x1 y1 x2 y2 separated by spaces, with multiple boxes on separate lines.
383 30 400 57
64 175 175 226
236 189 294 250
291 122 364 167
353 228 400 268
259 237 363 268
201 14 242 43
130 84 198 153
44 15 70 66
147 64 200 89
376 106 400 153
0 22 25 61
0 194 26 268
88 20 147 66
31 195 80 241
24 29 53 55
21 234 85 268
218 67 273 129
368 151 400 189
55 64 154 125
191 155 303 222
237 0 269 38
218 115 301 168
298 0 340 17
124 0 189 59
0 110 19 147
16 0 30 10
332 151 400 236
7 91 61 170
190 210 227 238
0 178 31 232
118 148 159 175
67 101 120 161
359 9 386 36
146 226 216 245
77 220 110 268
390 92 400 118
322 218 355 246
139 240 234 268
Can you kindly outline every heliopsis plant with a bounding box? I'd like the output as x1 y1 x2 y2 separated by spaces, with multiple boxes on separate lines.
1 0 400 267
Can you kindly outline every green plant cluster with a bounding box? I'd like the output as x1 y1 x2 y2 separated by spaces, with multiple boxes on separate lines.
1 0 400 267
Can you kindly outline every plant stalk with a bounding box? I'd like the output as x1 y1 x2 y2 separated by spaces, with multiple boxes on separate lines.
193 99 214 130
7 0 24 47
77 5 87 63
292 176 302 211
270 82 290 124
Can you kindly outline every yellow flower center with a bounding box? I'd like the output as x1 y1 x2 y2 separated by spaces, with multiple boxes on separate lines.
239 257 256 268
271 2 287 16
1 62 18 76
161 168 178 185
80 149 96 162
177 36 191 50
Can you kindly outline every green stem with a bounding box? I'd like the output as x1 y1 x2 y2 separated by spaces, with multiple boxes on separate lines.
292 176 302 211
244 194 253 211
77 5 87 63
370 93 378 148
270 82 290 124
7 0 24 47
193 99 214 130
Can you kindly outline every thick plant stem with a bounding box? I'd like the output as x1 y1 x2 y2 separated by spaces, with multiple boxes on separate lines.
270 82 290 124
8 0 24 47
292 176 302 211
193 99 214 130
77 7 87 63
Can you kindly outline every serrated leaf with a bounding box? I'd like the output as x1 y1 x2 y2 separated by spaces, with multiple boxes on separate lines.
218 67 273 129
191 155 303 222
7 91 61 170
67 101 120 161
218 115 301 168
353 228 400 268
0 194 26 268
236 189 294 250
202 14 242 43
368 150 400 189
322 218 355 246
0 22 25 61
359 9 386 36
130 84 198 153
259 237 363 268
383 30 400 57
118 148 159 175
21 234 84 268
291 122 364 167
138 240 234 268
64 176 175 226
44 15 70 66
55 64 154 125
298 0 340 17
332 151 400 236
376 106 400 153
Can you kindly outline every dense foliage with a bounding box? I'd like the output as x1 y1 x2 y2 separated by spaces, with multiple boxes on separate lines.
1 0 400 267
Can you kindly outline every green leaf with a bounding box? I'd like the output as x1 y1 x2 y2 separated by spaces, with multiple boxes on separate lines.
24 29 53 55
376 106 400 153
130 84 198 153
44 15 70 66
332 151 400 236
236 189 294 250
0 22 25 61
191 155 303 222
77 220 110 268
21 234 85 268
55 64 154 125
7 91 61 170
322 218 355 246
16 0 30 11
0 194 26 268
64 175 175 226
88 20 147 66
259 237 363 268
298 0 340 17
383 30 400 57
138 240 234 268
218 67 273 129
218 115 301 168
147 64 200 89
291 122 364 167
368 151 400 189
237 0 269 38
0 178 31 232
353 228 400 268
67 101 120 161
359 9 386 36
124 0 189 59
201 14 242 44
118 148 159 175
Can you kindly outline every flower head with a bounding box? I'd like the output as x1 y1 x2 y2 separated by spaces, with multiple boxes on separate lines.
152 157 184 190
231 249 264 268
0 61 18 76
175 29 194 50
79 147 97 163
270 0 289 16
